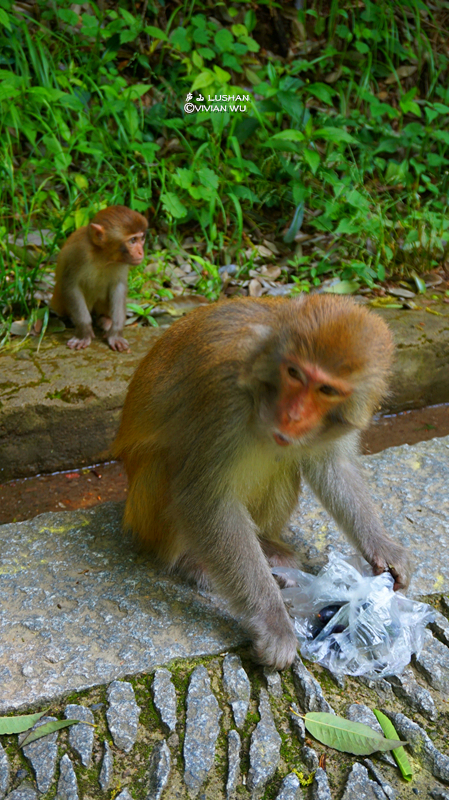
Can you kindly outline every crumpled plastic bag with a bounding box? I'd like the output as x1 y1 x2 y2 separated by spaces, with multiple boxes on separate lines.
274 551 435 678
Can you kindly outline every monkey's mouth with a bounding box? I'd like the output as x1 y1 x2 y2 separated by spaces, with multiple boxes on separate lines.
273 432 291 447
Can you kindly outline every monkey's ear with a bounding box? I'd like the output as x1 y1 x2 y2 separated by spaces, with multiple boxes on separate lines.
89 222 106 247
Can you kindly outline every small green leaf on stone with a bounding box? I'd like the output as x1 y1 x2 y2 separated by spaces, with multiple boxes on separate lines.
373 709 412 781
0 710 47 735
304 712 406 756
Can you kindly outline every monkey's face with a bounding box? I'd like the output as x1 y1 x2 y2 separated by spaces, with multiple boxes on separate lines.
271 358 353 447
120 232 146 265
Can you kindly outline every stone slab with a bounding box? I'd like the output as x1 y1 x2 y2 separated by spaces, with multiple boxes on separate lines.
1 303 448 480
288 435 449 599
0 436 447 713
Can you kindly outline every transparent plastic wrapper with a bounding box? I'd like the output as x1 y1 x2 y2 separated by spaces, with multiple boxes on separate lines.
274 551 435 678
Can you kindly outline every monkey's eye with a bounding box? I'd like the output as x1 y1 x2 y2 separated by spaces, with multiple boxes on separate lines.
129 237 137 244
287 366 304 382
319 384 341 397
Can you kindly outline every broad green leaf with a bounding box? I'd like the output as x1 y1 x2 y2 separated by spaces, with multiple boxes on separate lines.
57 8 79 25
160 192 188 219
432 130 449 145
307 82 336 106
302 148 320 174
213 65 231 84
0 710 47 735
170 28 191 53
335 219 360 235
191 71 215 91
244 9 257 32
231 24 247 37
173 168 194 189
244 67 261 85
122 84 150 100
0 8 12 29
270 130 305 142
199 47 215 60
214 29 233 53
21 719 88 747
373 709 412 781
198 167 219 190
143 26 168 41
304 712 406 755
314 127 358 144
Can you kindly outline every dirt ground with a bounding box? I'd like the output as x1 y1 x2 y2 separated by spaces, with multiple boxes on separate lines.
1 403 448 525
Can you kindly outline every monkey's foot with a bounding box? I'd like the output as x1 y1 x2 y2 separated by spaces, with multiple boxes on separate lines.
248 608 298 670
67 335 92 350
107 335 130 352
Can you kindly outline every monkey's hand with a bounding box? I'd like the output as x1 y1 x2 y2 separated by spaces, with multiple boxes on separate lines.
67 334 93 350
367 537 412 592
107 335 130 352
248 605 298 670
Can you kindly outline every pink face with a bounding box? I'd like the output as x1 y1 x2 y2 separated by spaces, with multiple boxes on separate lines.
273 359 353 445
124 231 146 265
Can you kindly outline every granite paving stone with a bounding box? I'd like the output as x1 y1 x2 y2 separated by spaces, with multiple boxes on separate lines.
64 705 94 767
385 667 436 720
106 681 141 753
362 760 396 800
226 730 241 799
0 743 9 800
55 754 79 800
151 669 177 734
20 716 58 795
115 791 133 800
222 654 251 728
292 657 335 714
430 789 449 800
289 703 305 742
341 762 387 800
413 630 449 694
98 741 113 791
4 785 37 800
0 437 448 714
301 746 319 771
247 688 281 799
311 767 332 800
263 668 283 698
275 773 303 800
387 711 449 781
145 739 170 800
183 665 222 797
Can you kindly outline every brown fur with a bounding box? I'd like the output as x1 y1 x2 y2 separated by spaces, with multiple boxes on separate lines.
114 295 410 669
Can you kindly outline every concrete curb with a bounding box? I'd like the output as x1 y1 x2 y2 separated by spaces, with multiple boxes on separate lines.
1 304 448 480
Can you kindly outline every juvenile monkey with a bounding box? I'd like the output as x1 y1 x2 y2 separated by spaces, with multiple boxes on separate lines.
114 295 411 669
51 205 148 351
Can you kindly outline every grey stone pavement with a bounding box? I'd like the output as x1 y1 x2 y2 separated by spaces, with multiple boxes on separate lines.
0 436 448 798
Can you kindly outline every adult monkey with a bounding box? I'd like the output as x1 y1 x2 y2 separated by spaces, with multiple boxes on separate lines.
51 205 148 351
114 295 411 669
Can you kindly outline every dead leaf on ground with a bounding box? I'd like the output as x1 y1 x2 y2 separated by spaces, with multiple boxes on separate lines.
249 278 264 297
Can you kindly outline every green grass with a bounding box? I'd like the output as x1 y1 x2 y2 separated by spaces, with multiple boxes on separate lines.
0 0 448 339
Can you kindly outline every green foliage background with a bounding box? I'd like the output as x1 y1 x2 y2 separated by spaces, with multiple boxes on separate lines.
0 0 448 334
